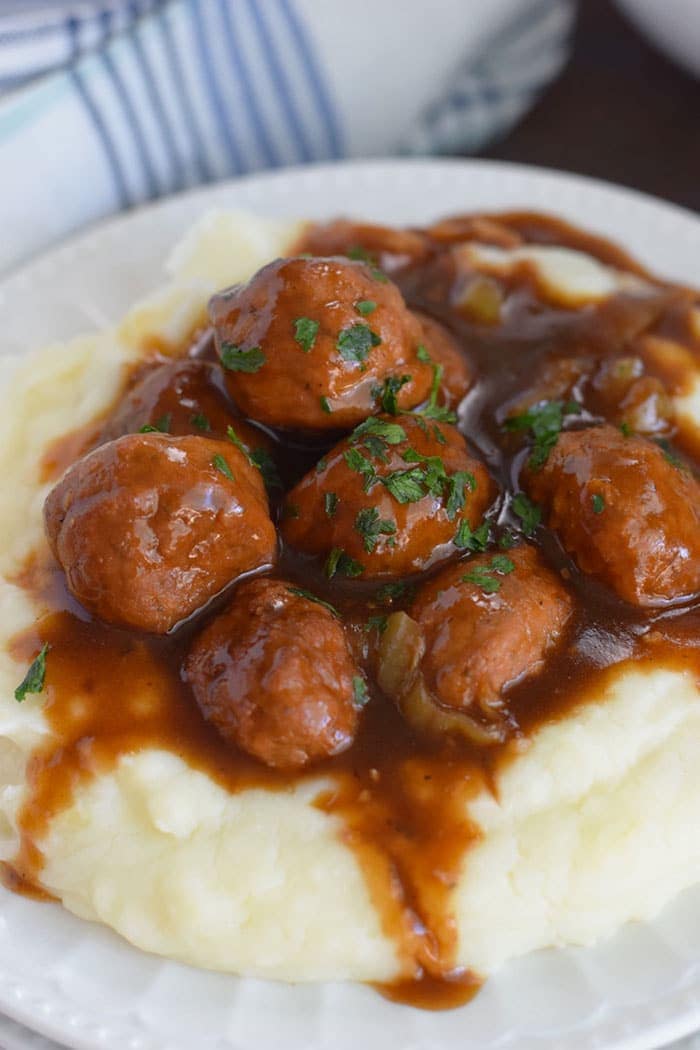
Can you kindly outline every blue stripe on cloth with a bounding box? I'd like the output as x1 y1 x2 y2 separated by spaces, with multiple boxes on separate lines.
189 0 245 174
218 0 281 168
66 12 129 208
127 3 186 193
97 5 160 199
154 3 212 182
277 0 343 160
245 0 313 164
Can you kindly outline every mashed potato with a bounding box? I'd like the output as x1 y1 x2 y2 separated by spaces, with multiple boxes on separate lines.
1 212 699 983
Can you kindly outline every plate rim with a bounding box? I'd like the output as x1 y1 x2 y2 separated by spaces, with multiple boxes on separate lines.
2 156 700 1050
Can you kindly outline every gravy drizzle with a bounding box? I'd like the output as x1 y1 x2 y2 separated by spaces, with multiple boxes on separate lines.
4 212 700 1008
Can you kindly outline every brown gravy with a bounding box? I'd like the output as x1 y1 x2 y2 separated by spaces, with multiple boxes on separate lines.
5 211 700 1009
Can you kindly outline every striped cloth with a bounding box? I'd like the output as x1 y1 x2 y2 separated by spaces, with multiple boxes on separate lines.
0 0 576 269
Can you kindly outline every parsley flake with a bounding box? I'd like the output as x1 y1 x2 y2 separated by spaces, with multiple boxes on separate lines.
250 447 282 491
190 412 211 432
325 492 339 517
445 470 476 521
365 614 389 634
376 580 414 605
343 447 377 490
419 361 456 423
656 438 686 471
352 676 370 708
382 466 427 504
336 324 382 364
497 529 517 550
320 396 332 414
620 421 632 438
220 342 266 373
416 344 431 363
592 493 605 514
454 519 490 551
350 417 407 447
293 317 319 352
346 246 388 282
325 548 365 579
287 587 338 617
356 300 377 316
355 507 396 553
316 456 328 474
373 374 411 415
462 555 515 594
140 412 171 434
212 453 235 481
504 400 580 470
512 492 542 536
14 643 50 703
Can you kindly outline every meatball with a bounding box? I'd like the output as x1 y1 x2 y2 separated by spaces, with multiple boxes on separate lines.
44 434 277 632
524 424 700 606
209 256 434 431
413 311 471 408
185 578 361 769
409 545 573 717
281 415 495 577
100 358 271 454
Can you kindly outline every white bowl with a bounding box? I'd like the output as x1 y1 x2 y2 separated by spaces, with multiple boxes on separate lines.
615 0 700 80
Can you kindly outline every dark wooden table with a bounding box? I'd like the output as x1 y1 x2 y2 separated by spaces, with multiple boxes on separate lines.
479 0 700 214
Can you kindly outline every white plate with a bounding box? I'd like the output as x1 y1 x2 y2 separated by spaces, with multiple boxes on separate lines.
2 159 700 1050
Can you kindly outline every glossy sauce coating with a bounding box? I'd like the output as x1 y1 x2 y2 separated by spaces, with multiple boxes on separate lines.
44 433 277 632
209 256 434 430
281 416 495 577
185 577 360 769
525 424 700 606
407 545 574 733
6 211 700 1010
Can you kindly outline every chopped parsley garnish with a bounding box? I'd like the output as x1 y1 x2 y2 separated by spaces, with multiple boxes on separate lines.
320 396 332 414
226 425 281 490
365 614 389 634
376 580 414 605
212 453 235 481
354 507 396 553
346 246 388 282
432 424 447 445
226 424 247 455
293 316 319 353
382 465 427 504
15 643 50 702
139 412 171 434
343 447 377 490
250 447 282 491
462 555 515 594
372 374 411 415
498 529 517 550
190 412 211 432
316 456 328 474
511 492 541 536
419 361 456 423
287 587 338 617
352 676 370 707
454 519 490 551
619 421 632 438
336 323 382 364
504 399 580 470
350 417 407 447
356 300 377 316
325 492 339 517
220 342 266 373
592 493 605 514
445 470 477 521
324 547 365 579
656 438 686 471
416 344 431 363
